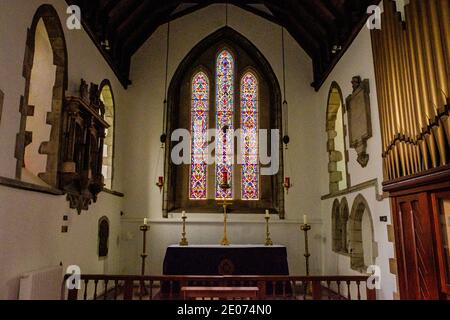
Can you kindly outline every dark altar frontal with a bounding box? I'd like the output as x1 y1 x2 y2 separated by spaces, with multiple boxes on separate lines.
162 245 290 296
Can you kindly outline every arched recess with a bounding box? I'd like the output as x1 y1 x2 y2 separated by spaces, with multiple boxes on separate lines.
349 194 378 272
326 82 349 194
163 26 284 218
98 216 110 258
339 197 350 253
331 199 341 252
99 80 115 190
15 4 68 188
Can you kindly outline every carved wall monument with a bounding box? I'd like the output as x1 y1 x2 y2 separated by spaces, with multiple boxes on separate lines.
59 79 109 214
346 76 372 167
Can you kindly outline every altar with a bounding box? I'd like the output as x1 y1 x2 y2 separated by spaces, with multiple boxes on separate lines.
163 245 289 276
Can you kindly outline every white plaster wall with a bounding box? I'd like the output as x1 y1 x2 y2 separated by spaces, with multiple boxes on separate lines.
0 0 125 299
317 26 396 299
121 4 322 277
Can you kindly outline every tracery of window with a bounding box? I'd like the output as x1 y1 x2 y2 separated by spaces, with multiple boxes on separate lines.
189 72 210 200
215 49 234 200
240 72 259 200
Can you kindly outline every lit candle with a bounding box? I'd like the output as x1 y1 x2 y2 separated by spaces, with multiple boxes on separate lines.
182 210 186 218
144 218 148 225
265 209 270 218
303 214 308 225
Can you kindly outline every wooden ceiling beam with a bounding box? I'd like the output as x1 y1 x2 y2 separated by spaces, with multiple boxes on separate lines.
122 1 180 55
107 0 142 30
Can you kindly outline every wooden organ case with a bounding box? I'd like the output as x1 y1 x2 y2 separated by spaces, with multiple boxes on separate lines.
60 80 109 214
371 1 450 299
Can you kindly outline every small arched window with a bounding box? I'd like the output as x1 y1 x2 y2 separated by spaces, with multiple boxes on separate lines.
189 72 209 200
215 49 235 200
100 80 115 190
326 82 349 193
98 217 110 258
240 71 259 200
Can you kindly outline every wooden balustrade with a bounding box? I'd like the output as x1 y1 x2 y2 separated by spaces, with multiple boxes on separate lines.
62 275 376 301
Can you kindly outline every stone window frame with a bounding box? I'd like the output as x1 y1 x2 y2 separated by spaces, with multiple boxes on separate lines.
99 79 116 191
326 82 350 194
15 4 68 188
163 27 285 218
349 194 378 272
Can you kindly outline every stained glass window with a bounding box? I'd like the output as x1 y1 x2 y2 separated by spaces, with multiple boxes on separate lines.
241 72 259 200
189 72 209 200
216 50 234 200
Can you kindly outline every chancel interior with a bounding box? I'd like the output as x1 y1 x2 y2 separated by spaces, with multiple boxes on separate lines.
0 0 449 301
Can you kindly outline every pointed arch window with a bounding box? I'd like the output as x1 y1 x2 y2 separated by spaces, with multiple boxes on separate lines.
100 81 115 190
189 71 209 200
169 34 285 217
241 72 259 200
215 49 234 200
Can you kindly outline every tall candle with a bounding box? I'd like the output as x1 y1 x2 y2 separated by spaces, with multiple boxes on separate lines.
303 214 308 225
144 218 148 225
265 209 270 218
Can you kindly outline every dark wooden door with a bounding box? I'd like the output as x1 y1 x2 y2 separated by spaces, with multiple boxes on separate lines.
393 193 440 299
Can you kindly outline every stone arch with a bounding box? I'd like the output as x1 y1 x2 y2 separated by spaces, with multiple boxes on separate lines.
326 82 349 193
15 4 68 188
98 216 110 258
331 199 341 252
163 26 284 218
99 79 115 190
349 194 378 272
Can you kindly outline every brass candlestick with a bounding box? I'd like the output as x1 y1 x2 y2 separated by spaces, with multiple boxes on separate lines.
300 223 311 276
140 224 150 276
179 216 189 246
139 224 150 296
300 223 312 295
265 216 273 246
218 180 231 246
219 200 230 246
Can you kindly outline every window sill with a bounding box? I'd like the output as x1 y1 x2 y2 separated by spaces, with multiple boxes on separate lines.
102 188 124 197
0 176 64 195
321 178 386 201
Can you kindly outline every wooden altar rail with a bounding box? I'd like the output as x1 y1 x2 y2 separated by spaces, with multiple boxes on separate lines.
62 275 376 300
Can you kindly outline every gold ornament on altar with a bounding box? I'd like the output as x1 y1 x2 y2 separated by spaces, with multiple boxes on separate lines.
265 210 273 246
179 211 189 246
218 171 231 246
